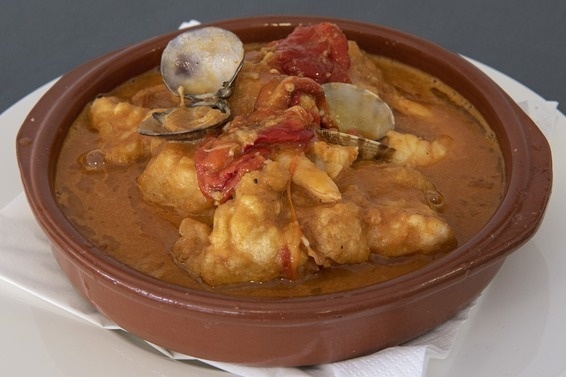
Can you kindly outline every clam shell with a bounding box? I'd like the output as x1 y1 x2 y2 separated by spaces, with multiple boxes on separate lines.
161 27 244 97
322 82 395 140
316 128 395 160
138 107 229 142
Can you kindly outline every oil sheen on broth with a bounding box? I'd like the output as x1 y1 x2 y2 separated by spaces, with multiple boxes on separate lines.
54 42 505 297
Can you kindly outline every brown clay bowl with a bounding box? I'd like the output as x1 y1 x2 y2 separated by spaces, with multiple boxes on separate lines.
15 16 552 366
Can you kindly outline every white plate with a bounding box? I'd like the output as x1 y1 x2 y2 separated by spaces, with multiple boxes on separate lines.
1 60 565 377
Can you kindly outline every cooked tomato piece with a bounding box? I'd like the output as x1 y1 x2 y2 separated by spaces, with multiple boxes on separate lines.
195 106 316 202
272 22 351 84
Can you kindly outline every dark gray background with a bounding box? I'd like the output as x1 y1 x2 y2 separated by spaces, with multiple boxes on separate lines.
1 0 564 114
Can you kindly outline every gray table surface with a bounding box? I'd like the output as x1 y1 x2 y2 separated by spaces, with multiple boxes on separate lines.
1 0 564 115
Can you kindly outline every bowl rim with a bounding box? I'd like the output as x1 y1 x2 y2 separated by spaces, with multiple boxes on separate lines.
16 15 552 320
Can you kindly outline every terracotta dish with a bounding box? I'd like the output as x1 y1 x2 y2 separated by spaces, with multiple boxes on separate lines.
16 16 552 366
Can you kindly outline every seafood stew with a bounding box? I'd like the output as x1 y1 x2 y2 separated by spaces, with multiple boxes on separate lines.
54 23 505 297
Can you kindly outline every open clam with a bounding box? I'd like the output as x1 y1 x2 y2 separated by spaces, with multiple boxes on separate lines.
139 29 396 160
138 106 232 142
318 82 396 160
322 82 395 139
138 27 245 140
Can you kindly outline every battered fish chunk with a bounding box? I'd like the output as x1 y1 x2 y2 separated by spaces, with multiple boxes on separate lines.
297 201 370 267
364 204 455 256
137 143 214 216
90 96 152 164
338 163 457 257
172 161 311 286
386 130 451 167
308 141 358 179
170 217 212 279
275 150 341 204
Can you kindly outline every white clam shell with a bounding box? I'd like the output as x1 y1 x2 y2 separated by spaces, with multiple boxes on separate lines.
322 82 395 140
161 27 244 96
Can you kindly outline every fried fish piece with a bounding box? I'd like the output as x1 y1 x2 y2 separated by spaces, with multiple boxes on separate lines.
308 141 358 179
275 150 342 204
137 143 214 216
297 201 370 267
89 96 152 164
386 130 451 167
338 163 457 257
172 161 311 286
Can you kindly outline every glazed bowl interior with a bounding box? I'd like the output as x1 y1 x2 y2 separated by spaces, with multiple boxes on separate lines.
16 16 552 366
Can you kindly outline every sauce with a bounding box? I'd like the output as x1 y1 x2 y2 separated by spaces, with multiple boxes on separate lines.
54 39 505 297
